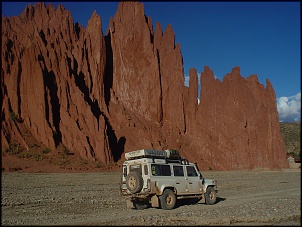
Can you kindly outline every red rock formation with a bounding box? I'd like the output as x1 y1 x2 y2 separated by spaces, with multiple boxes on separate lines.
183 66 289 170
2 2 113 165
1 1 289 170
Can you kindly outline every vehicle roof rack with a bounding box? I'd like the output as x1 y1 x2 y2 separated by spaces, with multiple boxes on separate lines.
165 149 181 160
125 149 182 161
125 149 166 160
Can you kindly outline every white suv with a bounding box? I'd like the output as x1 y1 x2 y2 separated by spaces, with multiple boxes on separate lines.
120 149 218 210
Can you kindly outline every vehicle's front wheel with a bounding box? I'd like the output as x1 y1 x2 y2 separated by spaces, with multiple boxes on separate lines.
205 186 217 205
159 189 176 210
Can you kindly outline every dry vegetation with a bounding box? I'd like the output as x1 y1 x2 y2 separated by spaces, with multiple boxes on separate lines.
2 121 300 172
280 122 301 158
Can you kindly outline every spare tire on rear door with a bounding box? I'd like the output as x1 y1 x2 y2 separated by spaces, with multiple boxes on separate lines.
126 171 143 194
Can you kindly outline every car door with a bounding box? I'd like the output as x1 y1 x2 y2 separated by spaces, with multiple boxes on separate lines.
185 165 202 193
172 165 188 194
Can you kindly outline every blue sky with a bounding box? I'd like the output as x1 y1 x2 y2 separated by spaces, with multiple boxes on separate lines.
2 1 301 122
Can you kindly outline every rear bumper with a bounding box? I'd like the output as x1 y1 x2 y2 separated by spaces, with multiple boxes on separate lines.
121 191 154 198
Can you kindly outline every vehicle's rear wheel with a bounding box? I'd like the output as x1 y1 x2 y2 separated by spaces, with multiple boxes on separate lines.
125 171 143 194
205 186 217 205
159 189 176 210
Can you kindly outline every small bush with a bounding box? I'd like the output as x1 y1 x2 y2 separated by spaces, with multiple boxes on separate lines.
19 153 31 158
35 154 43 161
10 111 18 121
2 146 10 155
10 111 22 122
42 148 51 154
30 144 39 148
63 148 74 156
8 143 22 155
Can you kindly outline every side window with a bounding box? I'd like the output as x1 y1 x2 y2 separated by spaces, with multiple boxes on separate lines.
186 166 198 177
151 164 160 175
129 164 142 175
151 164 171 176
123 165 127 177
143 164 148 175
173 165 184 176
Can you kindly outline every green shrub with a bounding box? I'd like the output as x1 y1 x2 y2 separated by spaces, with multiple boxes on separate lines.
42 148 51 154
10 111 18 121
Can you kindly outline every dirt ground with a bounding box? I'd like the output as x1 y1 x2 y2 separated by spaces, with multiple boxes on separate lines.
1 168 301 226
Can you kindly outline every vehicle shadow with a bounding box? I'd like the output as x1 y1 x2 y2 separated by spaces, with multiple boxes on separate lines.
175 197 226 208
215 197 226 204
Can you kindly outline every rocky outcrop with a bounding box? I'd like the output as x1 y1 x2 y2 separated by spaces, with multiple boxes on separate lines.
2 2 113 164
185 66 288 170
1 1 289 170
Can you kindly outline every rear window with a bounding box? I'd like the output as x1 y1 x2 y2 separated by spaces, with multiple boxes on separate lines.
151 164 171 176
129 164 142 174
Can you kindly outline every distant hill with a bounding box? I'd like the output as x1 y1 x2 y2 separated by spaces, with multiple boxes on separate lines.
280 122 301 158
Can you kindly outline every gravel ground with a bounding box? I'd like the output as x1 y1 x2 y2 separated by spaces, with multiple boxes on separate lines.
1 169 301 226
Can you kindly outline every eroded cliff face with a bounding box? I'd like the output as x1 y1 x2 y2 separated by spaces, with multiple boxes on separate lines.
1 1 289 170
185 66 288 170
2 2 113 164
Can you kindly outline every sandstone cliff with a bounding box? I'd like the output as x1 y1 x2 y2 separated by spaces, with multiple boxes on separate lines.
1 1 289 170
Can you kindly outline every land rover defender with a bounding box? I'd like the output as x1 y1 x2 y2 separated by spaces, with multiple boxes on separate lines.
120 149 218 210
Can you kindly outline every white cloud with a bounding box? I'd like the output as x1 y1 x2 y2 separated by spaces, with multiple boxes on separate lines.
277 92 301 122
184 75 189 87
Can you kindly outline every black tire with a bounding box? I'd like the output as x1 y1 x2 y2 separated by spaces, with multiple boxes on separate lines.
205 186 217 205
159 189 176 210
125 171 143 194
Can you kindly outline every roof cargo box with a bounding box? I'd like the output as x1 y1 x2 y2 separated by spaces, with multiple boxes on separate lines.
165 149 181 159
125 149 166 160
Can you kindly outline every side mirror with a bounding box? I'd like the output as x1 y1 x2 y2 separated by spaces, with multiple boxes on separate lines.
199 172 203 180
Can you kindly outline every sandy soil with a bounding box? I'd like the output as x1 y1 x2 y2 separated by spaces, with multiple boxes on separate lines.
1 168 300 226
